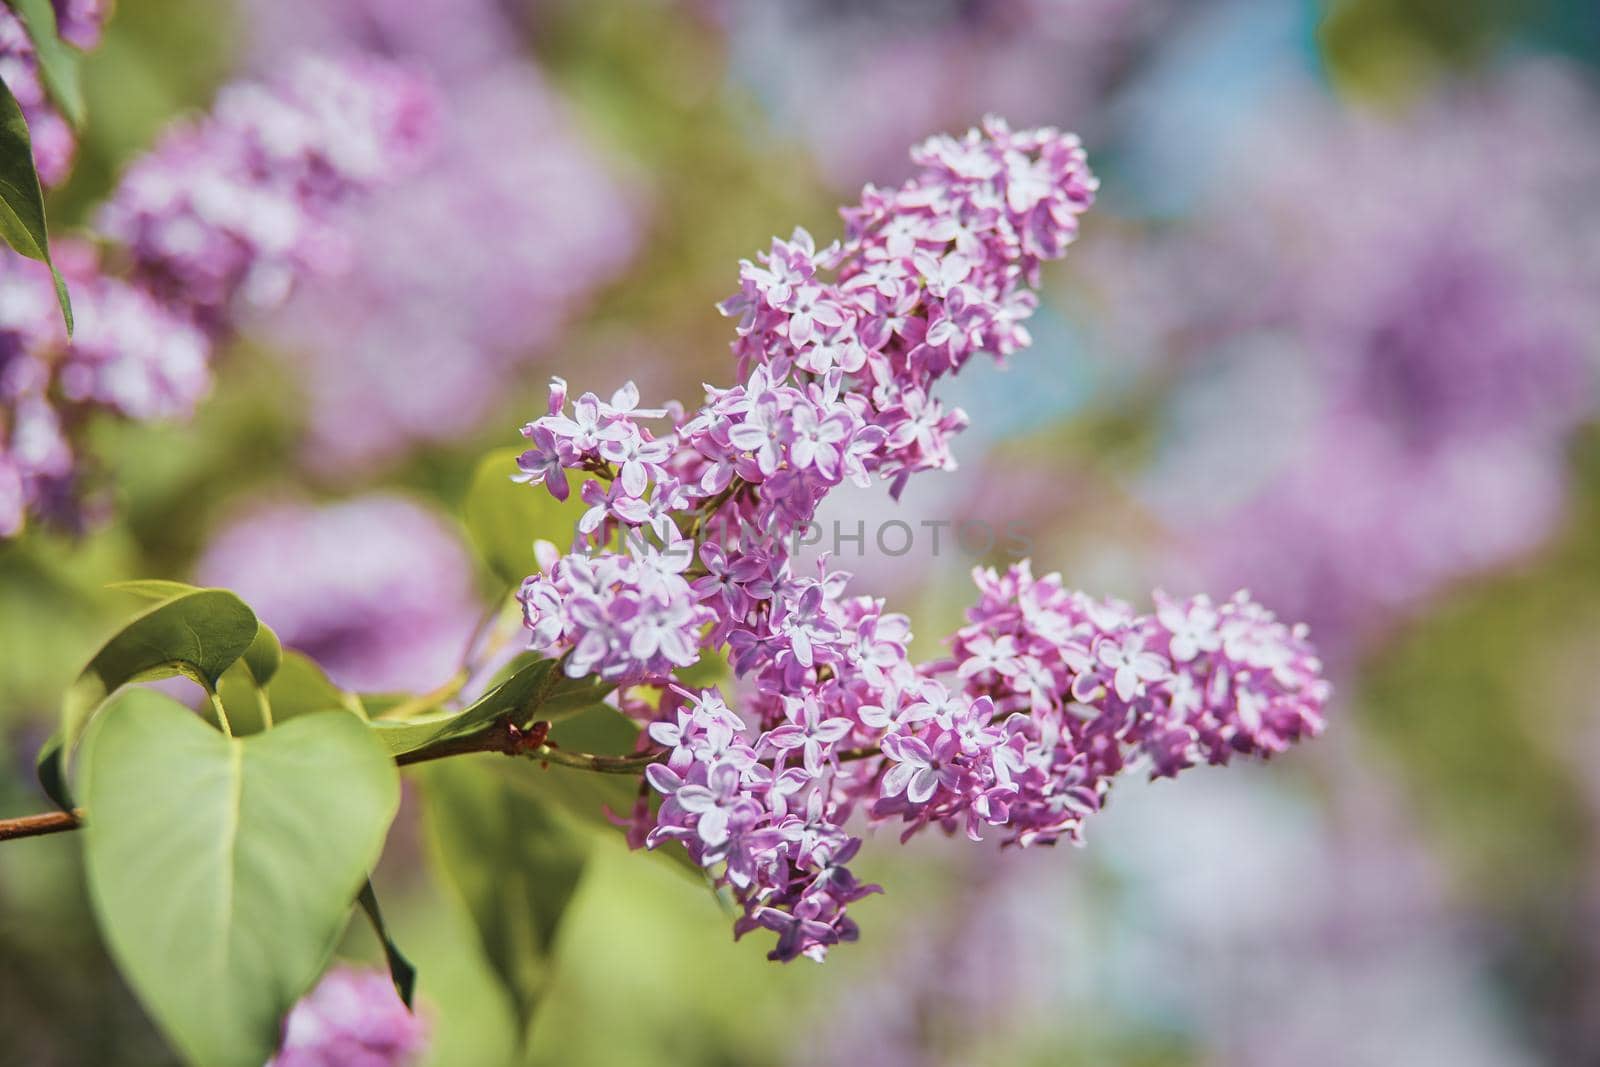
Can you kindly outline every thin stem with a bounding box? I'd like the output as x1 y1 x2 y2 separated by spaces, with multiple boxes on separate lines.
0 719 889 844
208 690 233 738
375 671 468 722
255 687 275 731
0 809 83 841
525 745 662 774
459 589 518 686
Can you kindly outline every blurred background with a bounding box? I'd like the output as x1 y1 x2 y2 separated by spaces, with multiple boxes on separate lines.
4 0 1600 1064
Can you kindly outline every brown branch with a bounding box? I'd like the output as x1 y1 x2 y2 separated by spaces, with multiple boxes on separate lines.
0 809 83 841
2 709 895 843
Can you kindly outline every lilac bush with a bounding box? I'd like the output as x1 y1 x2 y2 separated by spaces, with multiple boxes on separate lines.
0 109 1340 1067
1 246 209 534
512 119 1330 961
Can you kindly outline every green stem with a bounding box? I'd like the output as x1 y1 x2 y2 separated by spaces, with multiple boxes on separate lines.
525 745 661 774
375 671 467 722
208 689 233 738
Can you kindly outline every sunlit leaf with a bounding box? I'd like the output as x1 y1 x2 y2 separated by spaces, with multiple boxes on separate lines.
39 588 259 807
78 692 400 1067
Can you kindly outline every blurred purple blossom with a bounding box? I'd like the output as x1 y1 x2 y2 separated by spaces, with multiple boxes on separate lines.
796 758 1533 1067
0 1 107 185
268 966 428 1067
243 0 642 472
1126 66 1600 653
49 0 105 49
99 54 438 327
1 54 434 537
0 243 213 536
196 494 481 693
725 0 1172 188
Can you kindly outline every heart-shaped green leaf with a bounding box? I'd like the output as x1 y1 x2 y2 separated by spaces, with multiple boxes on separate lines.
79 691 400 1067
109 581 280 686
463 447 587 586
39 588 260 807
421 760 589 1035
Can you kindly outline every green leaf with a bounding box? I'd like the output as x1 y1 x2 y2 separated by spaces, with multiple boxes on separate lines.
372 656 612 759
40 588 259 806
352 691 415 719
263 651 364 722
78 692 400 1067
674 646 730 689
240 623 281 687
8 0 86 126
107 579 204 602
420 759 589 1035
109 580 278 684
462 447 587 586
0 72 71 332
357 881 417 1010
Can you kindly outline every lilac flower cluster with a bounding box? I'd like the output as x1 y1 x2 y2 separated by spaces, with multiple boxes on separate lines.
0 55 434 536
512 121 1329 962
719 117 1096 496
268 966 428 1067
0 0 109 185
99 54 436 324
196 494 481 693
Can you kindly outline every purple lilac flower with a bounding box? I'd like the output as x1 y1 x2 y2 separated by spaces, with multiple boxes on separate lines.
196 494 481 693
241 0 641 472
99 53 437 327
268 966 428 1067
511 121 1330 962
